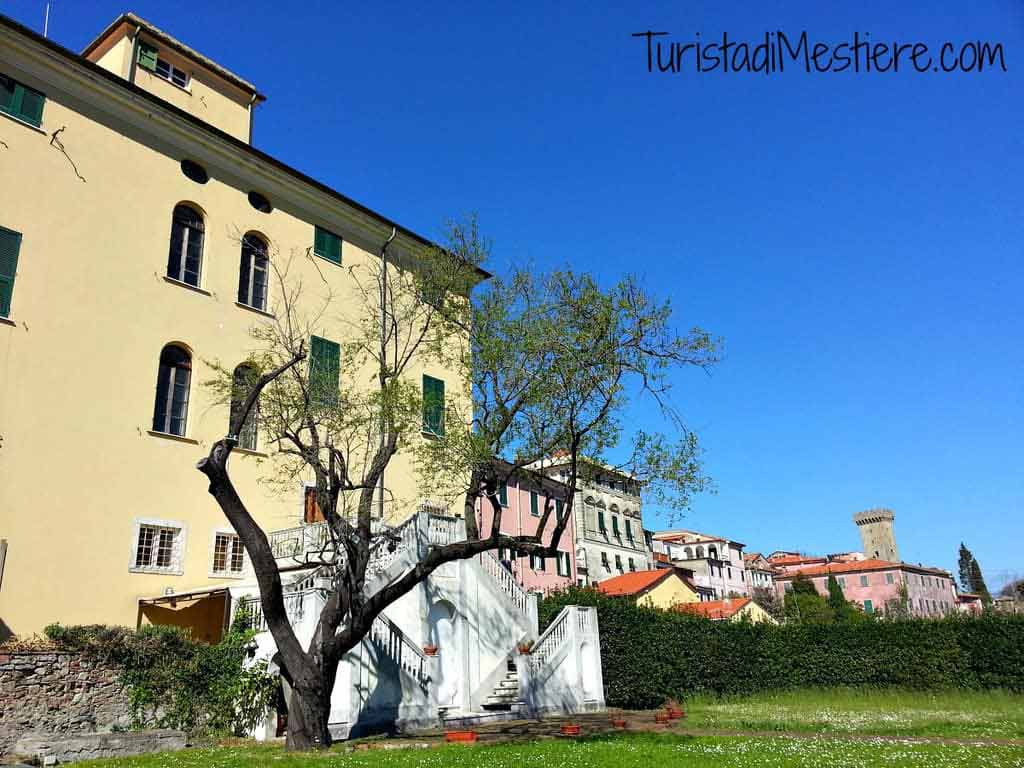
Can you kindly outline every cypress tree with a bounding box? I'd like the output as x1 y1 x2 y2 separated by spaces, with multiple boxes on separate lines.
969 557 992 605
958 543 974 593
826 574 846 610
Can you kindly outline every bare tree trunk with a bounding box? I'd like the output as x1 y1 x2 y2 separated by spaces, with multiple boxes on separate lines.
285 684 331 750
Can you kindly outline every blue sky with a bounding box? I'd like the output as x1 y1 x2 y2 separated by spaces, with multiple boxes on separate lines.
7 0 1022 587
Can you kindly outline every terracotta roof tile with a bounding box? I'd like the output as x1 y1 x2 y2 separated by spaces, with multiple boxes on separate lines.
676 598 752 620
596 569 672 597
776 558 952 579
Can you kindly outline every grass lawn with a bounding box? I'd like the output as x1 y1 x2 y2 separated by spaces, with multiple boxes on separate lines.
79 733 1024 768
684 688 1024 739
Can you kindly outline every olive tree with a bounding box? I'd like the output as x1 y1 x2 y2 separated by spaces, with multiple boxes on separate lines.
197 218 719 749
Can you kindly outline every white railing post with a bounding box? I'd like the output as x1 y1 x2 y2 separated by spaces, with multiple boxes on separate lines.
526 592 539 637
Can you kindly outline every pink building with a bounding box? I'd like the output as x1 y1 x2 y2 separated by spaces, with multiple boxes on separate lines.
475 462 576 593
774 559 958 618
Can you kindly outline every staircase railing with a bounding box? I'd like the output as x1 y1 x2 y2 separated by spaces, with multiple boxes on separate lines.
268 522 330 560
427 514 462 545
528 605 572 671
369 612 430 690
477 550 531 615
365 514 420 577
235 590 311 632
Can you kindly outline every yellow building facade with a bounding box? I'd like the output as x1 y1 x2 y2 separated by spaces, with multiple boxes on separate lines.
0 13 476 638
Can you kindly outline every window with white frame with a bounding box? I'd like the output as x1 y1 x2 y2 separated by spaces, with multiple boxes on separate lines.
131 520 185 574
556 551 570 577
212 531 245 576
530 553 545 572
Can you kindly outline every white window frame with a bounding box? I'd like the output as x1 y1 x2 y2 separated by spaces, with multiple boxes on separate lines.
129 517 187 575
154 57 190 89
209 528 247 578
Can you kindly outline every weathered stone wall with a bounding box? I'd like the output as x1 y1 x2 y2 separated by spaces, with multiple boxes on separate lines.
0 650 132 755
15 729 186 764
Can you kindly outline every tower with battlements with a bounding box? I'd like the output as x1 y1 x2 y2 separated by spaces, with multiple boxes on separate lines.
853 508 899 562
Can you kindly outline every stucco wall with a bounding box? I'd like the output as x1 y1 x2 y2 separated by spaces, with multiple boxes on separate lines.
0 32 471 636
637 575 698 610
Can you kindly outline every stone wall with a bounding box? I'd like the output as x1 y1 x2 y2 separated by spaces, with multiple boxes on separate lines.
0 650 132 755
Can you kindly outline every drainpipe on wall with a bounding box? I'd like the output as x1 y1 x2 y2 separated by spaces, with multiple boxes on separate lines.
247 93 257 144
378 227 397 521
128 25 142 85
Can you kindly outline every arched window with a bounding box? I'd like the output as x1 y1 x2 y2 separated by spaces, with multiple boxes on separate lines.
708 545 718 560
167 204 204 287
153 344 191 436
231 364 259 450
684 547 693 560
238 232 268 311
696 545 705 558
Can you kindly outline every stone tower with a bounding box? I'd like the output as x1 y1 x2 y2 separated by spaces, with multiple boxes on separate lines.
853 508 899 562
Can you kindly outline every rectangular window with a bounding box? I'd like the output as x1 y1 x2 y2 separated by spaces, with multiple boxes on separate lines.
625 520 633 541
864 599 874 613
530 553 545 572
598 510 606 533
133 523 181 572
422 375 445 436
860 575 869 587
137 41 159 71
601 551 610 570
612 516 620 537
614 554 623 572
212 532 244 575
0 72 45 127
886 573 895 584
556 552 570 577
838 577 846 588
498 483 508 507
555 499 564 523
314 226 342 265
628 558 635 572
309 336 340 405
0 225 22 317
154 57 189 88
530 491 539 516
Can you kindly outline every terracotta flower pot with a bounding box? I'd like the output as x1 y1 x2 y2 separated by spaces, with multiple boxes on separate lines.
423 645 438 656
610 718 627 728
445 730 478 743
655 712 670 724
667 707 684 719
560 724 582 736
517 644 532 654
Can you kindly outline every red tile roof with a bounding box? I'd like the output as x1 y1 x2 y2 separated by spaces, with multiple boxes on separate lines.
597 569 676 597
769 554 826 566
676 598 752 620
654 552 670 563
775 558 954 580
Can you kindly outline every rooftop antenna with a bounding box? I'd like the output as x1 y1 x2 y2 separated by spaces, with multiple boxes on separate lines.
43 2 51 38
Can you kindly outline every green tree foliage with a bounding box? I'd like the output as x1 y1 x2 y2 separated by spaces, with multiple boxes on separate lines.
970 557 993 606
959 543 975 593
751 587 784 622
539 588 1024 708
44 615 276 736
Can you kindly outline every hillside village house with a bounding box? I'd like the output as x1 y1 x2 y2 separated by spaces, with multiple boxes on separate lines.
532 456 652 585
676 597 777 624
596 569 699 609
773 559 958 617
0 12 605 735
475 461 576 593
742 553 776 592
652 530 749 598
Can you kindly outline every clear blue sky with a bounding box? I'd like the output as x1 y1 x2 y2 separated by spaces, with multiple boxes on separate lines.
8 0 1022 587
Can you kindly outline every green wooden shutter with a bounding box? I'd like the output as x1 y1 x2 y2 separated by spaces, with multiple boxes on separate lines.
314 226 341 265
0 226 22 317
422 375 444 435
137 42 159 71
555 499 564 522
309 335 340 405
16 84 44 127
530 491 538 516
498 483 508 506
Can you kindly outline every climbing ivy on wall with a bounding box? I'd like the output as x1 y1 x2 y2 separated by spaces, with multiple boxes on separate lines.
540 587 1024 709
44 612 277 736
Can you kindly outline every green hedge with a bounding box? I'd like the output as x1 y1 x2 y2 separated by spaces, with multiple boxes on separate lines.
539 587 1024 709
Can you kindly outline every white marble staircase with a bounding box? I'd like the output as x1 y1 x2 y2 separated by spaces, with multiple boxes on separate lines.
482 658 523 711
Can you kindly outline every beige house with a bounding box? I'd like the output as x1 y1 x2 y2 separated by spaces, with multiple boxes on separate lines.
596 569 699 609
0 12 480 638
675 597 777 624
